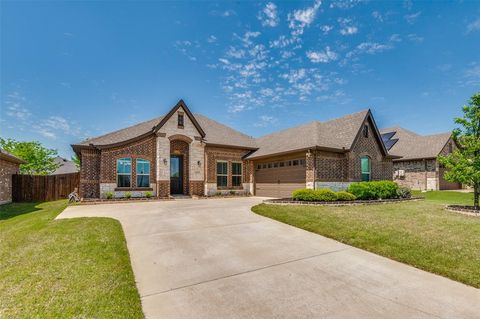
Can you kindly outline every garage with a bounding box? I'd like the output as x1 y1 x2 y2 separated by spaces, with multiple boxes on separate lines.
254 157 306 198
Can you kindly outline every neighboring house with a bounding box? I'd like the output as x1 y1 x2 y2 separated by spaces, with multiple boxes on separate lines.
72 100 396 199
0 148 25 204
51 156 79 175
380 127 460 191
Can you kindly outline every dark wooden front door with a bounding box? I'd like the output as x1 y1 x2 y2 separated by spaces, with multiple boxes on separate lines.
170 155 183 194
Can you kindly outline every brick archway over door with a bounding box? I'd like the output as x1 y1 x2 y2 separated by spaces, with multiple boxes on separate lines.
170 139 189 195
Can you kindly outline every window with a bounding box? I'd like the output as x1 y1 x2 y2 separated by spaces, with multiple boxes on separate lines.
232 162 242 187
257 164 261 170
217 161 228 188
267 163 272 168
117 158 132 187
363 124 369 138
262 164 267 169
279 162 285 167
300 159 305 166
292 160 299 166
136 159 150 188
178 113 184 127
273 162 278 168
361 156 371 181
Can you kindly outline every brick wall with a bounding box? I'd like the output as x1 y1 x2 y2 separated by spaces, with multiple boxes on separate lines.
315 151 348 181
79 148 101 198
348 119 393 181
0 158 20 204
205 146 251 188
393 159 437 190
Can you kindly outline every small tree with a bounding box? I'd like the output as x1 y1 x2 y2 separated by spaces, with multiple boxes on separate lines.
71 154 80 169
439 92 480 210
0 138 60 175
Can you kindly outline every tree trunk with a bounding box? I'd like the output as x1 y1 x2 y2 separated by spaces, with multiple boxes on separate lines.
474 183 479 211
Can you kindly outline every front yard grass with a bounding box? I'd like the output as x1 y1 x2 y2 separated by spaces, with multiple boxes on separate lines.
252 191 480 288
0 200 143 318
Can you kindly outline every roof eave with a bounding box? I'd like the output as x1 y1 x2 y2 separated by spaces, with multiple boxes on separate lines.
0 152 26 164
247 145 347 160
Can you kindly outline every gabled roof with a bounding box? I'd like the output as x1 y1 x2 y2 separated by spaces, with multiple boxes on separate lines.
51 156 79 175
72 100 256 150
246 109 388 159
380 127 452 161
0 148 26 164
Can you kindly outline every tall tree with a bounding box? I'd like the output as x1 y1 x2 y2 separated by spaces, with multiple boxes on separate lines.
0 138 60 175
439 92 480 210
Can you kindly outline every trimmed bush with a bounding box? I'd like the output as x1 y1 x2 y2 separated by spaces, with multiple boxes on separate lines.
396 187 412 199
105 192 113 200
347 181 399 200
292 189 338 201
125 192 132 199
145 191 152 198
336 191 356 201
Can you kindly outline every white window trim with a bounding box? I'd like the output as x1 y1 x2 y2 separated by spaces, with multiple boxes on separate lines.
231 161 243 187
117 158 132 187
216 160 228 188
136 158 150 188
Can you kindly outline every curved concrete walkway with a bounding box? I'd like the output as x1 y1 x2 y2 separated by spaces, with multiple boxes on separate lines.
57 198 480 319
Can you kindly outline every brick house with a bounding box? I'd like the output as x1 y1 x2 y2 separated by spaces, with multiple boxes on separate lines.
0 148 25 204
380 127 461 191
72 100 397 199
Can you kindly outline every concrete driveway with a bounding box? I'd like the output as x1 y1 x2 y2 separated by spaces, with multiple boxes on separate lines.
57 198 480 319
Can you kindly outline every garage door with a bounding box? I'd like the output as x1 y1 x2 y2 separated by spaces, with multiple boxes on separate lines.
255 158 306 198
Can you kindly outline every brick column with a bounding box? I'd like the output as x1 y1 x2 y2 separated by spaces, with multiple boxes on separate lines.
306 151 315 189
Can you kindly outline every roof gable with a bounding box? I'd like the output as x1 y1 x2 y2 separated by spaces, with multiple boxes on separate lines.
349 110 389 156
153 100 206 138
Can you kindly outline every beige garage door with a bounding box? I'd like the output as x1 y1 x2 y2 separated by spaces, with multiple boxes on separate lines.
255 158 306 198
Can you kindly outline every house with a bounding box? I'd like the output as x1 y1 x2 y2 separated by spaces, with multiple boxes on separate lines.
72 100 396 199
380 127 460 191
0 148 25 204
51 156 79 175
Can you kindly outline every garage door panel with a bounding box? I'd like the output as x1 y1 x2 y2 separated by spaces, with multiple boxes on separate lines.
255 183 304 198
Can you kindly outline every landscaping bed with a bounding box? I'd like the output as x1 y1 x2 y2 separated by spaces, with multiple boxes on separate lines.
445 205 480 217
264 196 424 206
80 197 172 205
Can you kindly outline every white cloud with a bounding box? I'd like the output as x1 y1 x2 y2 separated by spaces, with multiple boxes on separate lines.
258 2 279 27
287 0 322 36
207 35 217 43
463 63 480 86
346 42 393 59
404 11 421 24
338 18 358 35
389 34 402 42
320 25 333 34
5 91 31 120
281 68 306 83
407 33 424 43
226 46 245 58
255 115 278 127
306 47 338 63
210 9 236 17
371 11 383 22
466 18 480 33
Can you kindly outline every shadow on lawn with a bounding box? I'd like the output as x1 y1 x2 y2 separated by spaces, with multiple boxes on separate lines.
0 202 42 221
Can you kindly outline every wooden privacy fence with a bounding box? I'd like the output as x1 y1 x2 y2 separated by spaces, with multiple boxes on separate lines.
12 173 80 202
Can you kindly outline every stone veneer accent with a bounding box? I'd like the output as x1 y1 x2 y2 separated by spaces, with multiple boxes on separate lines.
100 182 157 198
0 158 21 204
315 181 352 191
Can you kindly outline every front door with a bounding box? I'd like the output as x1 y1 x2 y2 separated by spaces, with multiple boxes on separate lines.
170 155 183 194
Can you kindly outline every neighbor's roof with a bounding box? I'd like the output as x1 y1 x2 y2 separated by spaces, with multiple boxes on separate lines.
380 127 452 161
0 148 26 164
73 114 257 149
246 110 370 159
51 156 79 175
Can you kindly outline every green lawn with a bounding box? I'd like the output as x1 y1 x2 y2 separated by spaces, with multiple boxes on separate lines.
0 200 143 318
252 191 480 288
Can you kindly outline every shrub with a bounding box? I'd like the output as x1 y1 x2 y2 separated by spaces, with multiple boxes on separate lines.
104 192 113 200
125 192 132 199
229 190 236 195
145 191 152 198
292 189 338 201
396 187 412 199
336 191 356 201
347 181 399 200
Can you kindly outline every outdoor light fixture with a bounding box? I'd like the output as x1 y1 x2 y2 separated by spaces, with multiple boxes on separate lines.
197 160 201 166
163 158 168 165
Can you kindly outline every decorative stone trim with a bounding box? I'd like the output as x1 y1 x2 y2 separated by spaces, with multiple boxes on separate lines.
445 205 480 217
263 197 424 206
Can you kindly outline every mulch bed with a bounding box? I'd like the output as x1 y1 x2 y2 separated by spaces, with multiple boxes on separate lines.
445 205 480 217
263 197 424 206
78 197 172 205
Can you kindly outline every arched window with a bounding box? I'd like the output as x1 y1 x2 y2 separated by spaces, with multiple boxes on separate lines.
136 159 150 188
361 156 371 181
117 158 132 187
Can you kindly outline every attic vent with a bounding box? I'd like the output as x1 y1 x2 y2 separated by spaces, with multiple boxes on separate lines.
363 124 369 138
178 113 184 128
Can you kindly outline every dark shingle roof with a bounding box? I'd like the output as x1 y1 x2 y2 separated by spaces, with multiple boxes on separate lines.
246 110 369 159
379 127 451 160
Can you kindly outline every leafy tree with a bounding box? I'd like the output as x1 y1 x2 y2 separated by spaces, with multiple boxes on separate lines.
71 154 80 169
0 138 60 175
439 92 480 210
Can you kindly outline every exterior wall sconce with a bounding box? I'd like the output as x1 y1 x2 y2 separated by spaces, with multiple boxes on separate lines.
197 160 201 166
163 158 168 165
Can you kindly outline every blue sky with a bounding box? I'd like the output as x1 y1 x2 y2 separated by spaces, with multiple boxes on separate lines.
1 0 479 158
